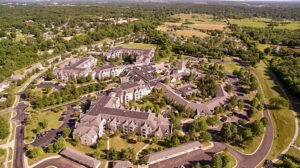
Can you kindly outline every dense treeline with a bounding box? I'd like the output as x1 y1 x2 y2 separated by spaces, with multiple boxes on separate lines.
270 57 300 96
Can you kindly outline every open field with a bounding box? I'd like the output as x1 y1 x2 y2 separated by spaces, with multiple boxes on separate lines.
24 109 64 143
252 61 295 160
174 30 209 38
229 18 300 30
157 13 227 36
119 43 156 50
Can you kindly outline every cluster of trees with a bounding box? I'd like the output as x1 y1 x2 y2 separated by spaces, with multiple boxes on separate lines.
270 56 300 96
108 147 136 163
26 145 44 159
233 68 258 92
248 93 264 117
198 152 233 168
25 82 106 109
272 155 300 168
197 75 217 98
219 118 268 147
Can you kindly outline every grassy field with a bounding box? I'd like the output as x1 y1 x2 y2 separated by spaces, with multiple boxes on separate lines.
119 43 156 50
229 18 300 30
231 135 263 154
295 119 300 147
0 148 6 167
24 109 64 143
173 30 209 38
0 113 11 145
252 61 295 160
157 13 227 36
109 135 146 154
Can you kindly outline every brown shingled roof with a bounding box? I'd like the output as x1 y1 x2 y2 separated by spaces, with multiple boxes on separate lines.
60 148 101 168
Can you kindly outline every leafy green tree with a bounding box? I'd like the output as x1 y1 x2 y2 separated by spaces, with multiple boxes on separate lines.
211 154 223 168
63 128 72 138
53 137 65 152
200 131 212 143
270 97 289 109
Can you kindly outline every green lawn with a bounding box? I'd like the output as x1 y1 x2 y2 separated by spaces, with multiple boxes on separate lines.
221 58 242 73
173 30 209 38
252 61 295 160
119 43 156 50
0 149 6 167
231 135 263 154
0 113 11 145
109 135 146 154
295 119 300 147
24 109 64 143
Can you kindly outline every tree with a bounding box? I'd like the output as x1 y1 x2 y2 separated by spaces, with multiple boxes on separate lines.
44 85 52 94
211 154 223 168
270 97 289 109
282 157 297 168
260 117 269 126
220 123 232 141
27 146 44 158
200 131 212 143
63 127 72 138
222 154 231 168
250 120 264 137
53 137 65 152
39 119 48 129
0 116 9 139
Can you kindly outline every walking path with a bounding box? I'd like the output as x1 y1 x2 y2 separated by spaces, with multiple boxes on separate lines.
136 140 151 168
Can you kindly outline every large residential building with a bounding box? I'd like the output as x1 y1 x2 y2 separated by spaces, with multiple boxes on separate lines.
53 56 97 80
95 65 124 80
73 95 171 145
112 81 152 105
60 148 101 168
105 46 155 65
145 141 201 165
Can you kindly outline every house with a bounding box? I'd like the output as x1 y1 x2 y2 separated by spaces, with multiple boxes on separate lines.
174 61 186 74
112 160 133 168
60 148 101 168
176 84 199 97
73 95 171 145
95 65 124 80
53 56 97 80
144 141 201 165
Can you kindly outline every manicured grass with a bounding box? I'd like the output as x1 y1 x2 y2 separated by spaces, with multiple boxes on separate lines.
231 135 263 154
294 119 300 147
0 113 11 145
24 109 64 143
257 44 271 52
119 43 156 50
27 153 58 166
109 135 146 154
0 149 6 167
227 152 237 167
252 61 295 160
174 30 209 37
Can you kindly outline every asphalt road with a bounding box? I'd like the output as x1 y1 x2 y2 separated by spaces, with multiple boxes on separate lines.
13 125 25 168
